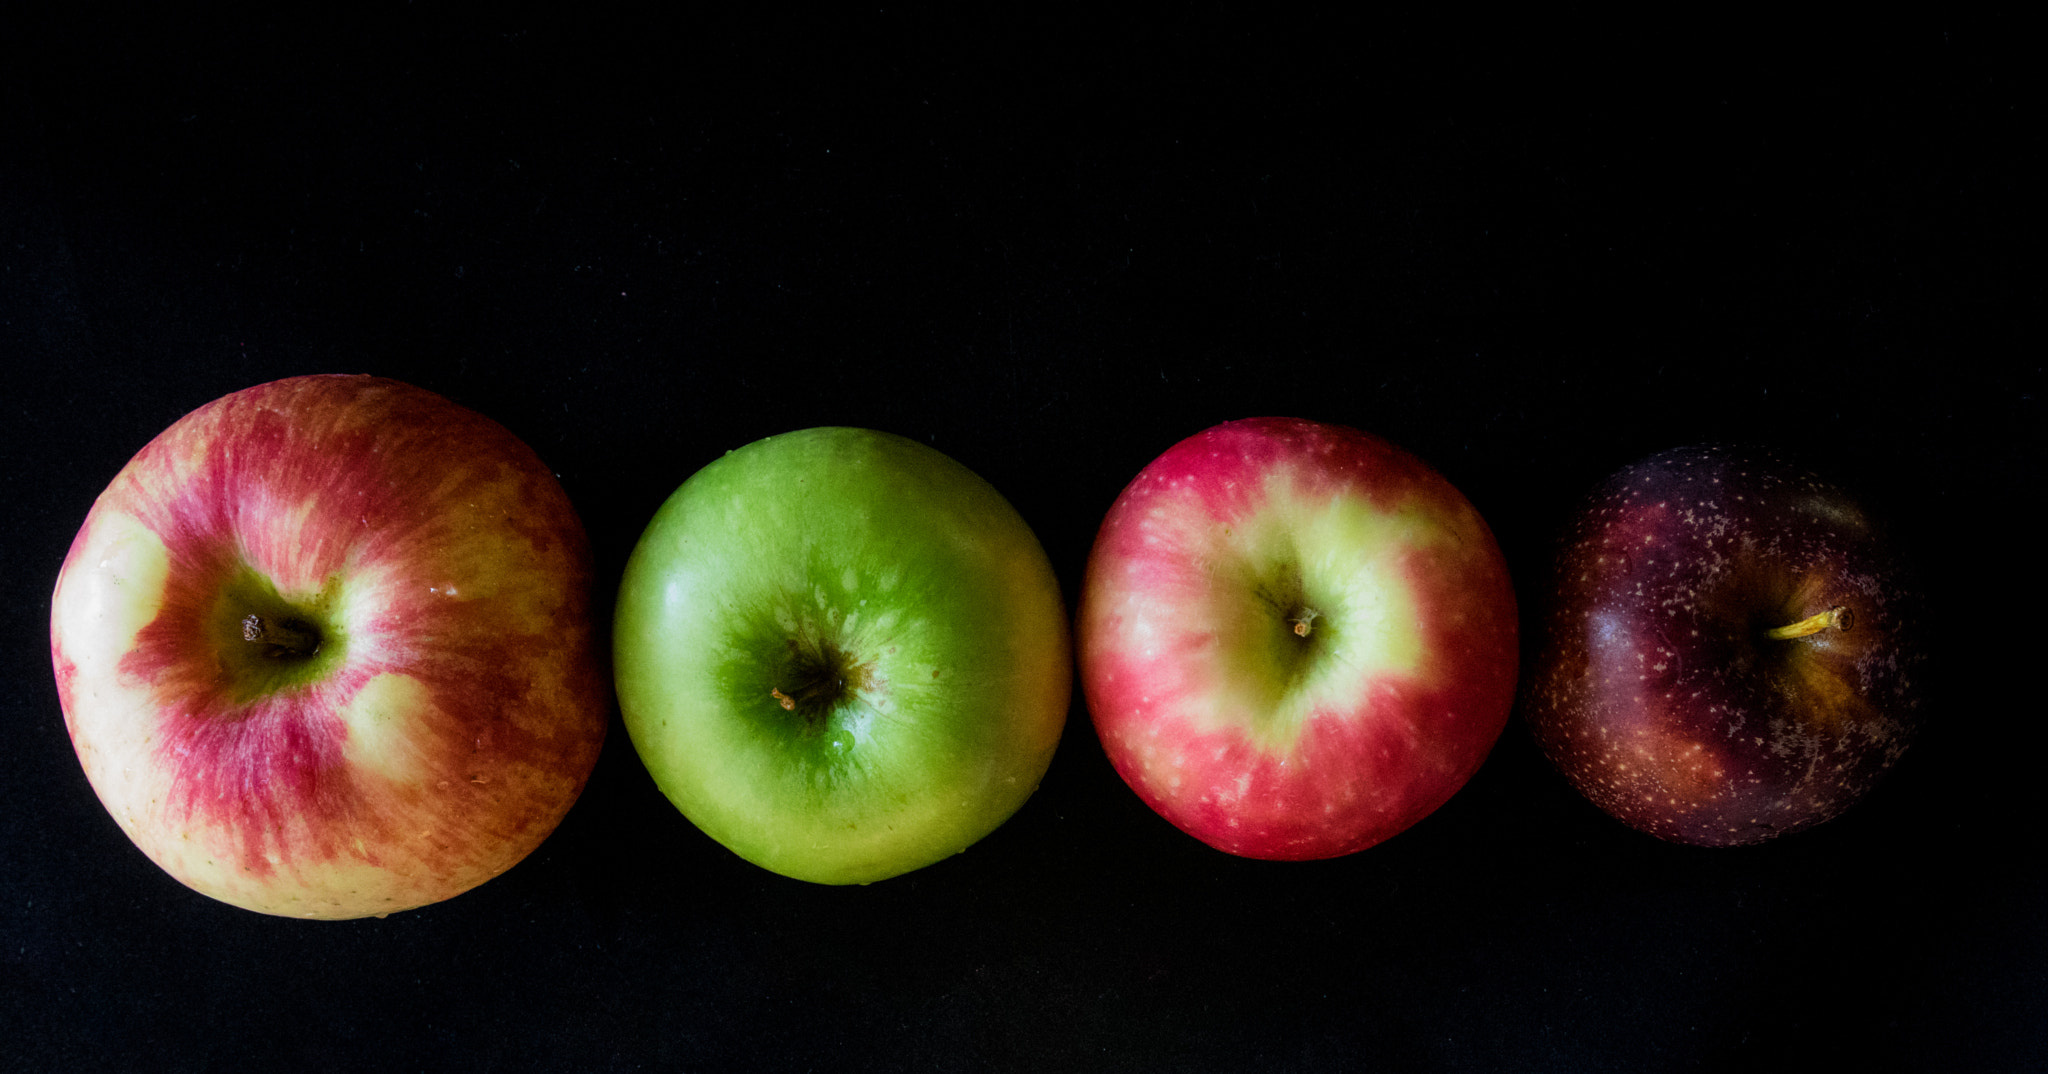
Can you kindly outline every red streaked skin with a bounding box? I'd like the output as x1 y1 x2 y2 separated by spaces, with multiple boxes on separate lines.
50 375 607 918
1078 418 1519 860
1525 443 1923 846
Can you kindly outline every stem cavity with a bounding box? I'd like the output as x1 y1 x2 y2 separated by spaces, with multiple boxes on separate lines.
769 636 867 725
241 613 321 658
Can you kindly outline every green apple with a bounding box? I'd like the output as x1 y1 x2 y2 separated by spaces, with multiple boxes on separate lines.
614 428 1071 884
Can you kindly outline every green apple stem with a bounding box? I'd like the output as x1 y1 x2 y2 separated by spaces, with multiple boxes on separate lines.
769 648 863 722
1290 609 1321 638
242 613 321 658
1766 605 1854 641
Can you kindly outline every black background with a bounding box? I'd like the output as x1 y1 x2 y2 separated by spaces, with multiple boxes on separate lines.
3 9 2039 1072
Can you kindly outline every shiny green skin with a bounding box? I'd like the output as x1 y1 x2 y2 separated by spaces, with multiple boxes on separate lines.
614 428 1071 884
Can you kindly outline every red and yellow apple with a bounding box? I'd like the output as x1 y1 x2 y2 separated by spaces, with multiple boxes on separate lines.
1077 417 1519 859
49 375 608 918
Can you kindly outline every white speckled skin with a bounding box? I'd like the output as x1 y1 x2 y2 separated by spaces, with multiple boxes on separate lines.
1526 444 1925 846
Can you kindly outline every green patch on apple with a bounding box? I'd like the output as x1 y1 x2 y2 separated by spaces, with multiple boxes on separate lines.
209 567 351 702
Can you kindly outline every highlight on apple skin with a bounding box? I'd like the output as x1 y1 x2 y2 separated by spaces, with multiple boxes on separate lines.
1077 417 1520 860
613 427 1071 886
49 375 609 919
1525 443 1926 847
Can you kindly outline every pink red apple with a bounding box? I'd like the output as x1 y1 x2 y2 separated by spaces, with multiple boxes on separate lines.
1525 443 1925 846
49 375 608 918
1077 417 1519 859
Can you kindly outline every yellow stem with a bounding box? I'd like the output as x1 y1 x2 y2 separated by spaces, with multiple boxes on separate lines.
1766 605 1853 640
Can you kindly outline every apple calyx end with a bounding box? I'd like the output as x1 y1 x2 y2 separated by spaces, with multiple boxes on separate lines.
1765 605 1852 641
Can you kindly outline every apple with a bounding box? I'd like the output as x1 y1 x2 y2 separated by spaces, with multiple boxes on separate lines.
49 375 608 918
1524 443 1925 846
1077 417 1519 860
612 427 1070 885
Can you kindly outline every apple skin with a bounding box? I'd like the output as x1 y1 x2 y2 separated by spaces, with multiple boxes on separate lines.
49 375 608 918
613 427 1070 885
1077 417 1519 860
1525 443 1925 847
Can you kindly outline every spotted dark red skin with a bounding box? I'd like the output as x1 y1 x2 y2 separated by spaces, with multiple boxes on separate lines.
1526 443 1924 846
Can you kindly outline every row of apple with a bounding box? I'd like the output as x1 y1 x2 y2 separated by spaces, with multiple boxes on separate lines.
49 375 1923 920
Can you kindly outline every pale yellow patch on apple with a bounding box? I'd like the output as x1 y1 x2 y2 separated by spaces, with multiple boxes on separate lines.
338 673 436 784
169 840 461 920
1140 465 1445 754
51 511 182 843
52 509 172 690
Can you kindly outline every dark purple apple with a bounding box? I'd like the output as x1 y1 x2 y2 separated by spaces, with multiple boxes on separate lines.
1526 443 1925 846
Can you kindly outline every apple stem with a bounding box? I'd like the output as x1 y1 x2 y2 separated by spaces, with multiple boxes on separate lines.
772 676 849 714
1766 605 1854 641
1291 609 1320 638
242 613 320 658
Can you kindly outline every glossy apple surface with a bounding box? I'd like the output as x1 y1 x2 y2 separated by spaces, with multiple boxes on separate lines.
613 427 1070 885
1525 443 1925 846
1077 417 1519 859
50 375 608 918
